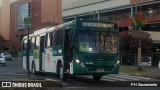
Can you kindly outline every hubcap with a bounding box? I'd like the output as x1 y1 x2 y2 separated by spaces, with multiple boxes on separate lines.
32 67 35 74
59 67 63 79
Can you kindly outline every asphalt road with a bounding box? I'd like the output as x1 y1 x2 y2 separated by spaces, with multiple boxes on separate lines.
0 58 158 88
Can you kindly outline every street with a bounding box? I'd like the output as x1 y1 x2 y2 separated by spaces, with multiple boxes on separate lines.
0 58 158 87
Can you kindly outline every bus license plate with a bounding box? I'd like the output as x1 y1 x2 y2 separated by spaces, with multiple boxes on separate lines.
96 68 104 72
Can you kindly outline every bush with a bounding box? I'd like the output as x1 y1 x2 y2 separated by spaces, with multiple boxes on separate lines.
7 50 18 57
120 33 153 54
152 52 160 66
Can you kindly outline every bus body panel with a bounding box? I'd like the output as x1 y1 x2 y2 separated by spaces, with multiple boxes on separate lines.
23 56 26 69
33 50 40 71
44 48 63 73
22 19 120 79
72 53 120 75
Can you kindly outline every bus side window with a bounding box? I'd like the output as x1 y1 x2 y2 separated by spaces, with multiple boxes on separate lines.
46 32 53 48
31 37 35 50
53 30 58 46
23 39 27 51
29 38 32 51
45 33 48 48
35 36 40 49
58 30 64 45
50 32 53 47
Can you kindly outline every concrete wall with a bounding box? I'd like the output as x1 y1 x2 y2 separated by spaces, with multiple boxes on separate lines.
41 0 62 24
1 0 10 40
62 0 130 17
0 7 2 35
147 31 160 43
10 0 17 3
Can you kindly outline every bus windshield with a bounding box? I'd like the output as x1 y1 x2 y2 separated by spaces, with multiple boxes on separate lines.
77 30 118 54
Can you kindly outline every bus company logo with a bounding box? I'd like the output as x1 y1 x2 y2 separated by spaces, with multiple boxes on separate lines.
2 82 12 87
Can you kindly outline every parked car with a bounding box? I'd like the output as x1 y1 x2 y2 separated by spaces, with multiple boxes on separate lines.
1 52 12 61
0 55 6 66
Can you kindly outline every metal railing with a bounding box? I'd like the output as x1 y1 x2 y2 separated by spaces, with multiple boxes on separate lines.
120 54 152 66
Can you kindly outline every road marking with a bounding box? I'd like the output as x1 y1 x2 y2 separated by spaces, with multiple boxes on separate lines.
108 75 140 81
113 74 151 80
103 76 127 81
45 78 57 81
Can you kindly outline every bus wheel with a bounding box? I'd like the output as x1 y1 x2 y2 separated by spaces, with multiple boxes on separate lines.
58 64 67 81
92 75 102 80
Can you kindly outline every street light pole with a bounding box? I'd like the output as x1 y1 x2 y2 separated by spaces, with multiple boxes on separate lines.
24 17 32 77
26 26 30 77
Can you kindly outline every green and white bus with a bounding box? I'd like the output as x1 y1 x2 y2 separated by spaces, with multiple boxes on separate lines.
22 19 120 81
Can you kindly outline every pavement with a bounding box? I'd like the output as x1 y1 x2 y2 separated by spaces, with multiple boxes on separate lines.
125 67 160 80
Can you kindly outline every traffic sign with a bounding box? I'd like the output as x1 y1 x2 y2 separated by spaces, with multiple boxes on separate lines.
24 17 32 26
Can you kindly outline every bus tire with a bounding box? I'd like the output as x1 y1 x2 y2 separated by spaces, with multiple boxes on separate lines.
32 62 38 75
92 75 102 80
58 63 67 81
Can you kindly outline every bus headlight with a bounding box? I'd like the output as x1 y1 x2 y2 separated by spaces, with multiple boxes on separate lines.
115 60 120 66
76 59 80 64
58 49 62 53
116 61 120 64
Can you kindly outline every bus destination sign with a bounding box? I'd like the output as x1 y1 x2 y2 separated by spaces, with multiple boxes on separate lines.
81 22 114 29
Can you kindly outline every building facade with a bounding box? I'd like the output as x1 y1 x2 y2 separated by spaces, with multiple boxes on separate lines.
0 0 62 51
62 0 160 52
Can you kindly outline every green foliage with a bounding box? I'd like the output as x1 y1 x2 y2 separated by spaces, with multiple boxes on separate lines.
9 50 18 57
152 52 160 66
0 35 5 43
120 33 153 54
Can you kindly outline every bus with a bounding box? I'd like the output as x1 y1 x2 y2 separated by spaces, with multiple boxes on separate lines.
22 19 120 81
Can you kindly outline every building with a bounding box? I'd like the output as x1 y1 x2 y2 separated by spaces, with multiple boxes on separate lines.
0 0 62 52
62 0 160 52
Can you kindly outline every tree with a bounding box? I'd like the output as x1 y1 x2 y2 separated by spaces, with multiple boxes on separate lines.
120 33 153 54
0 35 6 51
0 35 5 44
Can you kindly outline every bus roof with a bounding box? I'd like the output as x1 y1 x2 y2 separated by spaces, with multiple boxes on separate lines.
23 20 75 40
23 19 117 40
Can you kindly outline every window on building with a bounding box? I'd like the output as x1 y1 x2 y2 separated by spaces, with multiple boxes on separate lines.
15 1 32 30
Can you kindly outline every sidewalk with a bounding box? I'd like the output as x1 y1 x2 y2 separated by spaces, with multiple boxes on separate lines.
133 68 160 79
120 66 160 80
